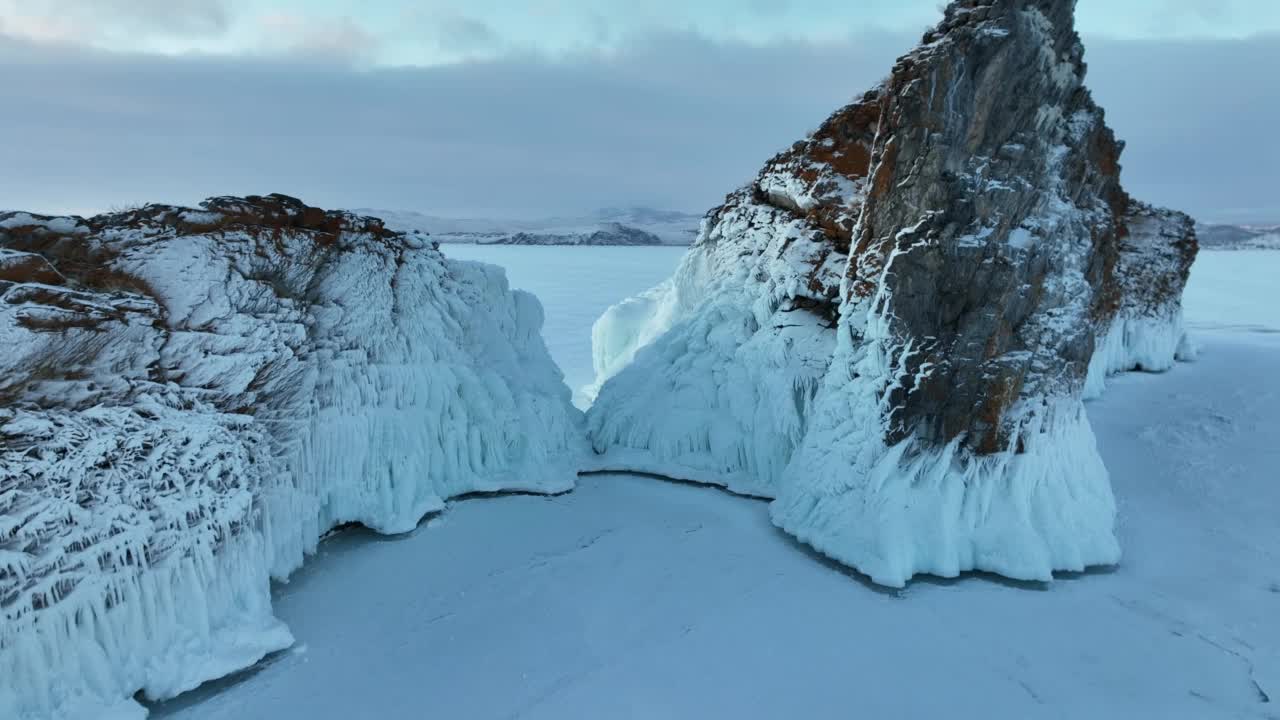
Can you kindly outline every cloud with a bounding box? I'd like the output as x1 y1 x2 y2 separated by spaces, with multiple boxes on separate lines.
1086 32 1280 222
256 13 380 62
0 0 230 45
415 12 503 57
5 1 1279 65
0 28 1275 224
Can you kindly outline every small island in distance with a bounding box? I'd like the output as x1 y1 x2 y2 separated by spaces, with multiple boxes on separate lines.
1195 222 1280 250
360 206 1280 251
356 206 702 246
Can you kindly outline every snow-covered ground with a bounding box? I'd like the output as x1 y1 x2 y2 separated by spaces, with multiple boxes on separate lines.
152 248 1279 720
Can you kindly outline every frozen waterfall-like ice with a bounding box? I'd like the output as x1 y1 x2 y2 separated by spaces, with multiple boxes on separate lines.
585 1 1198 587
0 196 587 720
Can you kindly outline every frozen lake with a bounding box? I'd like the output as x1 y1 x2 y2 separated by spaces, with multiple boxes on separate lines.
446 245 1280 405
153 247 1280 720
445 244 688 406
1184 250 1280 334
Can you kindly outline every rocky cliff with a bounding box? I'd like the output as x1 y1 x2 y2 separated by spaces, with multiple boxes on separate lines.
1 1 1205 715
587 0 1197 585
0 194 586 719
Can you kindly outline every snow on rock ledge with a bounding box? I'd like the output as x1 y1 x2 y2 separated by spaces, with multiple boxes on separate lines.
587 0 1197 585
1084 203 1198 398
0 194 587 719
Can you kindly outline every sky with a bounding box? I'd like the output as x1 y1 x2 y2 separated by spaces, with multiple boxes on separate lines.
1 0 1276 223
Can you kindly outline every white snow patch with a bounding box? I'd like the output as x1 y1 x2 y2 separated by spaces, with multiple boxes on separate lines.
0 528 291 720
774 396 1118 587
0 222 588 720
585 197 845 497
178 210 222 225
0 213 87 233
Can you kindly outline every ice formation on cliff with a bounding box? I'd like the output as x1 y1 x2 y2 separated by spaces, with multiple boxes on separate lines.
0 195 586 719
587 0 1197 586
2 2 1209 715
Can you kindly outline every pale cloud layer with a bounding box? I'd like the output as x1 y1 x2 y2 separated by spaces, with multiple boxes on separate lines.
0 0 230 46
0 7 1276 224
3 0 1280 65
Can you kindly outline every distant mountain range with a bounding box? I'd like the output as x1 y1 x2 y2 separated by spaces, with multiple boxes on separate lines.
1196 223 1280 250
355 207 703 246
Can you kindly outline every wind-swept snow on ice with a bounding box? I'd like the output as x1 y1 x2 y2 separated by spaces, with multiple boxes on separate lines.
149 248 1280 718
587 0 1198 586
0 195 586 720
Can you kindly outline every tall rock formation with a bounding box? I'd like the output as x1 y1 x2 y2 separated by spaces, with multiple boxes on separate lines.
1 2 1203 716
0 194 587 719
587 0 1197 585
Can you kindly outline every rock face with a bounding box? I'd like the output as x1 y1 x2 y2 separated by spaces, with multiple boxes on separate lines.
587 0 1197 585
0 194 586 719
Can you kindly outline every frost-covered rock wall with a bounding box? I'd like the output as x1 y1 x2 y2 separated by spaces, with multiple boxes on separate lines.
1 2 1206 714
0 195 587 719
587 0 1197 586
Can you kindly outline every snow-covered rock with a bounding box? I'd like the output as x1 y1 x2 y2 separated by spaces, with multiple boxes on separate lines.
587 0 1197 586
0 194 587 719
1084 203 1199 397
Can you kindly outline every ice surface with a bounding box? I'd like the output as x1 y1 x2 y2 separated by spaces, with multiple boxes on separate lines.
1084 310 1196 399
584 202 844 497
773 396 1118 586
1182 249 1280 333
1 531 291 720
585 298 834 497
148 247 1280 720
1 206 588 720
2 217 1256 719
443 245 688 409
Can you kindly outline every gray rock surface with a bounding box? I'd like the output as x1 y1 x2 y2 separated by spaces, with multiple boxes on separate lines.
588 0 1198 586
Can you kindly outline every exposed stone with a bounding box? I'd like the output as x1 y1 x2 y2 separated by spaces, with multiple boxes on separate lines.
587 0 1197 586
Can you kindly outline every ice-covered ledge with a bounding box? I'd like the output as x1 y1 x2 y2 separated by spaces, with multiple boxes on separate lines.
0 195 587 720
584 0 1199 587
1084 309 1196 399
1 2 1207 718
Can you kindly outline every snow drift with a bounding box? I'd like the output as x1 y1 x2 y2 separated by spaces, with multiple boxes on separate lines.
0 195 586 719
587 0 1198 586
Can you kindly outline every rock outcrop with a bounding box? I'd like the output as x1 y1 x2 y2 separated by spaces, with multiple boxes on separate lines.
0 194 586 719
587 0 1197 585
0 2 1205 715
